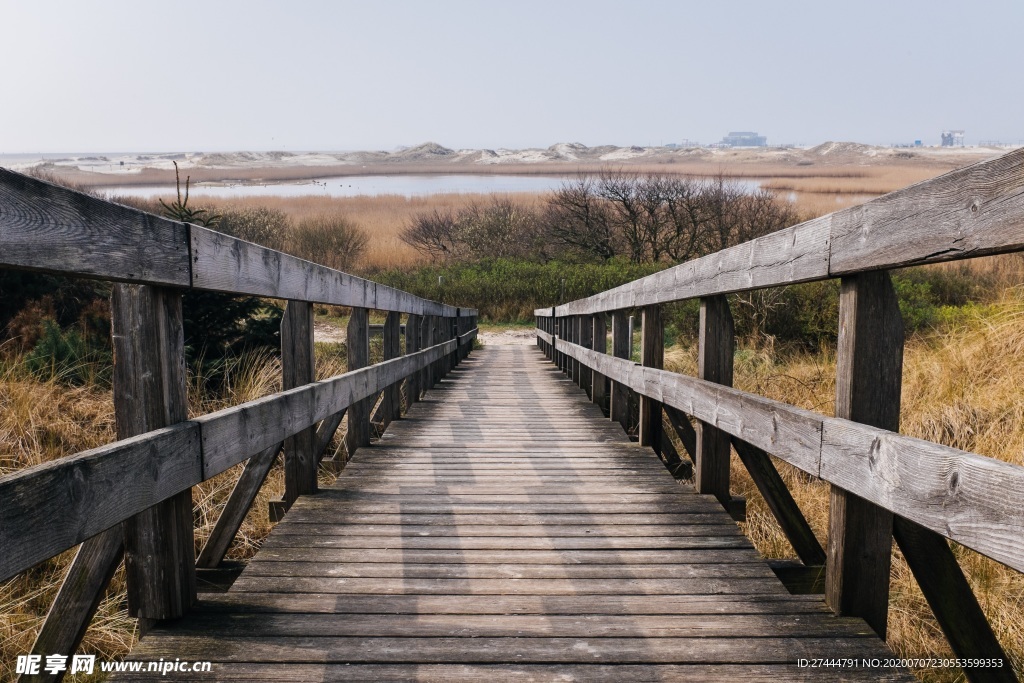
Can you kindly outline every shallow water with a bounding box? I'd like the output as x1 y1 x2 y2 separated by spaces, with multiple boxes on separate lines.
99 174 573 199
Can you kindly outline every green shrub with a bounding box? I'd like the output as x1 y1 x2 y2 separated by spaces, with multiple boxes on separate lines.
23 320 111 385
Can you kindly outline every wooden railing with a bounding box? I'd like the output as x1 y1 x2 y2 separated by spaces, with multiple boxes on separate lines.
0 169 477 679
536 147 1024 683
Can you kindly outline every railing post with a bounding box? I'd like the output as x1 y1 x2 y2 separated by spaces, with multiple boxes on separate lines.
346 307 371 456
405 314 422 406
420 314 433 390
825 271 900 638
610 310 630 431
281 301 316 508
382 310 402 427
695 295 734 506
111 284 195 629
591 313 608 413
639 305 663 453
579 313 593 398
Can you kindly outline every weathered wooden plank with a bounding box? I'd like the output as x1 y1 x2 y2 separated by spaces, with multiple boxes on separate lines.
281 301 316 504
821 419 1024 573
696 295 734 506
253 547 764 564
196 443 282 569
127 634 897 665
228 576 784 595
152 612 875 638
242 562 769 580
0 168 190 285
610 310 631 431
0 424 200 582
891 518 1013 683
113 662 912 683
260 535 755 551
189 225 455 315
553 215 831 315
381 311 402 427
112 284 196 623
639 305 664 453
267 523 742 538
830 146 1024 273
194 591 830 615
732 437 826 567
27 528 123 683
825 271 900 638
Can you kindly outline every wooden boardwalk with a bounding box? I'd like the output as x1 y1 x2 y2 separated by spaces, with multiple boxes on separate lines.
119 346 909 681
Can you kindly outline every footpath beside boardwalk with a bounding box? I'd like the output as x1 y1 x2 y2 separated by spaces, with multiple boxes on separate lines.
117 346 909 681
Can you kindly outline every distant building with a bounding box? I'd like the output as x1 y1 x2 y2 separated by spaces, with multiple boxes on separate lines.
721 131 767 147
941 130 965 147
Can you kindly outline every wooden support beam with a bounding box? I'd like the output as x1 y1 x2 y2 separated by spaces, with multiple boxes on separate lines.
766 560 826 595
591 314 607 412
731 437 826 567
639 305 663 454
826 271 901 638
892 518 1013 682
381 311 402 429
610 311 630 431
346 307 371 456
26 528 123 683
112 284 195 627
281 300 316 506
199 443 282 569
405 315 422 405
664 405 697 461
579 314 593 398
695 295 734 507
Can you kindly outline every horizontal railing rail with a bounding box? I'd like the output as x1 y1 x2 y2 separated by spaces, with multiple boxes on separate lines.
0 168 472 318
535 147 1024 317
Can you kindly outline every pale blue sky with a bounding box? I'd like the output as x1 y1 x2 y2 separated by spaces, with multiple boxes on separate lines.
1 0 1021 153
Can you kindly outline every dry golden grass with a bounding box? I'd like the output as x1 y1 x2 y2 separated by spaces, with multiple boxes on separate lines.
665 292 1024 681
189 193 544 270
0 345 349 682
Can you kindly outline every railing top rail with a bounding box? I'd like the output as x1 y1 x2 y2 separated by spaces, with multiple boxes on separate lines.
0 168 476 318
535 147 1024 317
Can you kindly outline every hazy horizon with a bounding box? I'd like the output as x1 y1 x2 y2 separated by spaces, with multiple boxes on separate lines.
2 0 1021 154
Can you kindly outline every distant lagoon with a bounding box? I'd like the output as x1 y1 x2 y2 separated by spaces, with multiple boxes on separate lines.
100 174 576 199
99 173 766 199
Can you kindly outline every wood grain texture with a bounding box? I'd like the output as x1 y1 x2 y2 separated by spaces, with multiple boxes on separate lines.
119 347 902 680
26 528 124 683
639 306 664 452
0 168 190 286
110 285 196 623
380 311 402 427
591 313 608 411
0 170 478 319
821 419 1024 573
891 518 1014 683
345 307 371 455
196 443 282 569
825 272 900 638
830 146 1024 274
696 295 735 505
189 225 457 315
732 437 826 567
551 215 831 315
610 310 630 431
0 424 200 582
281 301 316 504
